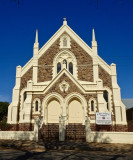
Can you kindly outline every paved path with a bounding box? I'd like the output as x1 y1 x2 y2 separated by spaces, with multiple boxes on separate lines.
0 148 133 160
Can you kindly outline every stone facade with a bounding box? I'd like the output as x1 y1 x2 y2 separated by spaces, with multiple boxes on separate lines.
98 65 112 89
37 37 93 83
7 20 127 136
20 67 33 91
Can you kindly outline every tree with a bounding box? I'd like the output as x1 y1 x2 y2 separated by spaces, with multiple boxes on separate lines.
0 102 9 121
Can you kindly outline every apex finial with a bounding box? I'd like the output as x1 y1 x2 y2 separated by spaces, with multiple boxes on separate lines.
92 28 97 55
92 28 96 42
63 18 67 25
35 29 38 43
63 18 66 21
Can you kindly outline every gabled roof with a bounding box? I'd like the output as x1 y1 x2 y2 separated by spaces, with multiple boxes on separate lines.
21 20 111 76
35 68 86 94
38 22 93 58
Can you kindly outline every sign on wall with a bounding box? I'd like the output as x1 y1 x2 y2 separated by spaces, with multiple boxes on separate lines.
96 112 112 125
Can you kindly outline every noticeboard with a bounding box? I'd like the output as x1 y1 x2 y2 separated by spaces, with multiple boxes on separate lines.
96 112 112 125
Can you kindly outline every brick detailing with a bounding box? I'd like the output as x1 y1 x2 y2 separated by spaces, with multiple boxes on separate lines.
20 67 33 91
65 124 86 141
40 124 59 140
90 124 128 132
1 124 18 131
98 65 112 89
2 123 34 131
90 124 97 131
127 121 133 132
18 123 34 131
115 125 128 132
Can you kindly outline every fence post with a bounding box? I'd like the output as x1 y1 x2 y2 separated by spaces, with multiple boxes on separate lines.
59 115 65 141
34 116 39 142
85 116 91 142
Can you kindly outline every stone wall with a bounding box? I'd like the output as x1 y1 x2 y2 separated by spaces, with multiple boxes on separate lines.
87 131 133 144
69 39 93 82
98 65 112 89
1 124 34 131
20 67 33 91
0 131 36 141
38 33 93 82
90 124 127 132
38 39 60 82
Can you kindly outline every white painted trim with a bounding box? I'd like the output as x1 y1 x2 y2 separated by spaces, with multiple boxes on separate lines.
88 97 97 114
21 58 33 76
32 98 41 115
98 56 111 74
38 25 93 58
52 49 78 79
42 93 64 124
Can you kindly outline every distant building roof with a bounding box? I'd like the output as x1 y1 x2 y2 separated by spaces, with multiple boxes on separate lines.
122 99 133 109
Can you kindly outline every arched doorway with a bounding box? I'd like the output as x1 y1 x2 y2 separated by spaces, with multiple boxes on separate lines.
47 98 61 123
68 98 83 123
41 94 63 140
66 96 86 141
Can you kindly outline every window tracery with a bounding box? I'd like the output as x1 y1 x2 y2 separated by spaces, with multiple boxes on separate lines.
103 90 109 110
57 62 61 73
69 62 73 74
53 50 77 79
60 34 71 48
33 98 41 114
88 98 97 113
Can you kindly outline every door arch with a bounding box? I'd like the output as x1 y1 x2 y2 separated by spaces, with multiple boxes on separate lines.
42 93 64 124
47 98 61 123
65 93 87 125
68 98 83 123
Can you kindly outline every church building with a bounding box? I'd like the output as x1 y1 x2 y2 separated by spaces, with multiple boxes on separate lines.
7 19 127 139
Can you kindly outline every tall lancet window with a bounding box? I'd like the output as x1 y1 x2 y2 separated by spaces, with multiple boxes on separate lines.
103 90 109 110
24 92 27 102
63 38 67 47
57 62 61 73
35 101 38 112
69 62 73 74
91 100 94 112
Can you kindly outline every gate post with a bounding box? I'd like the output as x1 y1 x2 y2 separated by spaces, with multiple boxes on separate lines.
34 116 40 142
59 115 65 141
85 116 91 142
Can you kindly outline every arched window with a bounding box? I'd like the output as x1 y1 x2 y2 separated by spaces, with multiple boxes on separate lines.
35 101 38 112
69 62 73 74
63 59 67 69
57 62 61 73
91 100 94 112
104 90 109 110
63 38 67 47
24 92 27 102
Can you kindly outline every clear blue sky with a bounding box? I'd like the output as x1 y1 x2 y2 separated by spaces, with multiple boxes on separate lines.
0 0 133 102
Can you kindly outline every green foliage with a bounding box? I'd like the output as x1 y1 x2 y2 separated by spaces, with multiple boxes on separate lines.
0 116 11 130
0 102 9 121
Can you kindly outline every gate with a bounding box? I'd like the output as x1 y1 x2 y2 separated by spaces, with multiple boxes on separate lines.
40 123 59 140
65 123 86 141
